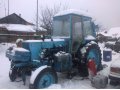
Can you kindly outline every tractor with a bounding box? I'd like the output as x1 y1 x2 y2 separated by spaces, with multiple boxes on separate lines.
6 9 102 89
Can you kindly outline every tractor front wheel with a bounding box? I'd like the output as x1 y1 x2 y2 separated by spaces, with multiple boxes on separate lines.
34 67 58 89
9 68 17 82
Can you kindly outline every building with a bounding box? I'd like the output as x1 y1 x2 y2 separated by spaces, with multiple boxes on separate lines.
0 13 33 25
0 13 47 42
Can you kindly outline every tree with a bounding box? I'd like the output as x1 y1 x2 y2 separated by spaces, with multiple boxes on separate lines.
39 4 69 35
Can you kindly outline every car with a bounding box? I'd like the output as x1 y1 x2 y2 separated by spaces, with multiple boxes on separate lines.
109 58 120 86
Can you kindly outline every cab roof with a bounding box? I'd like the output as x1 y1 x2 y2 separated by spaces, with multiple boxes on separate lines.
54 9 92 18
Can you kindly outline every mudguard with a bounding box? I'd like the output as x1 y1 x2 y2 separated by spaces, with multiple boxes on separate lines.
30 65 48 85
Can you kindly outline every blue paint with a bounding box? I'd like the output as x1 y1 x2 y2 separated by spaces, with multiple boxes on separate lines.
23 40 65 61
6 49 30 62
87 49 100 67
37 73 55 88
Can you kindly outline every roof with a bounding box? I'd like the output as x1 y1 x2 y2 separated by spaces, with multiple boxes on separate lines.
107 27 120 38
0 24 47 32
0 13 33 25
98 27 120 38
0 24 35 32
54 9 92 18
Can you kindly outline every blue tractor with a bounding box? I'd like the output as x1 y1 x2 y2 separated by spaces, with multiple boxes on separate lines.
6 10 102 89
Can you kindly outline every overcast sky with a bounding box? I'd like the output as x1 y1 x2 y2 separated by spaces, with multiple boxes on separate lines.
0 0 120 29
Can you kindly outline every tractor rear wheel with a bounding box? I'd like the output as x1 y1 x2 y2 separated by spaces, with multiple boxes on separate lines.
84 43 102 71
34 67 58 89
9 68 17 82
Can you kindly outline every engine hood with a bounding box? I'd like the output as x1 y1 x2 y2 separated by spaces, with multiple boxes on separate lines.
22 39 66 60
24 38 65 48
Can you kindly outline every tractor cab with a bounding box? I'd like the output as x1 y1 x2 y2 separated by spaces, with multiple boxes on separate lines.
53 9 96 53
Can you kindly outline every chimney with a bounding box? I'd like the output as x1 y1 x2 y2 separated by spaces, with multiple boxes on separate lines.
19 14 21 17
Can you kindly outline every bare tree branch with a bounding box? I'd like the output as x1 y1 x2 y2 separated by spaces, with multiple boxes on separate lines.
39 3 69 35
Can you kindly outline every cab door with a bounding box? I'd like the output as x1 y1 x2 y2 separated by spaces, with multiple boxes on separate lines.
72 15 83 53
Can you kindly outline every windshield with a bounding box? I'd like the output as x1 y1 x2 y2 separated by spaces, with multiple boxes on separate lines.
83 20 94 37
53 16 70 37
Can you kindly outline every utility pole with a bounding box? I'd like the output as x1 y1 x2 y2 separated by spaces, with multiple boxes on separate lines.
8 0 9 15
36 0 39 33
4 1 7 16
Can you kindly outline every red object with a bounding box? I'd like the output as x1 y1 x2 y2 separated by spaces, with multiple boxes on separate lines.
88 60 97 76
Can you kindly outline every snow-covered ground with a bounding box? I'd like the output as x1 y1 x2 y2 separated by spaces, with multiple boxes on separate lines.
0 43 120 89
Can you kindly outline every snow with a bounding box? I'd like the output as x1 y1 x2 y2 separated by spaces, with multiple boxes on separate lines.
109 73 120 79
13 47 29 52
98 31 111 37
111 57 120 68
47 84 61 89
55 51 66 57
54 9 92 18
16 39 23 44
0 24 35 32
107 27 120 38
38 27 47 31
25 39 64 43
85 35 96 40
81 41 97 54
30 65 48 84
0 43 120 89
0 43 28 89
80 47 86 54
106 41 116 45
99 27 120 38
103 48 112 51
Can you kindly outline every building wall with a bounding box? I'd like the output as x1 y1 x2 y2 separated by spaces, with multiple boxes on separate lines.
0 27 9 42
0 27 47 42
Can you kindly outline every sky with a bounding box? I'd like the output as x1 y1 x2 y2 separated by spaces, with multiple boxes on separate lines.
0 0 120 29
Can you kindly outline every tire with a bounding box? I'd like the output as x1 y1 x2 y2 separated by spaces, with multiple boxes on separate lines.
9 69 17 82
34 67 58 89
84 44 102 71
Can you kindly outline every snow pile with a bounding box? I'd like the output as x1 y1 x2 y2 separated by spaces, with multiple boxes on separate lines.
0 24 35 32
55 9 92 17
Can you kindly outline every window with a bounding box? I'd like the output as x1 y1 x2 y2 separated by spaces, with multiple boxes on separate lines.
53 16 70 37
83 20 93 37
